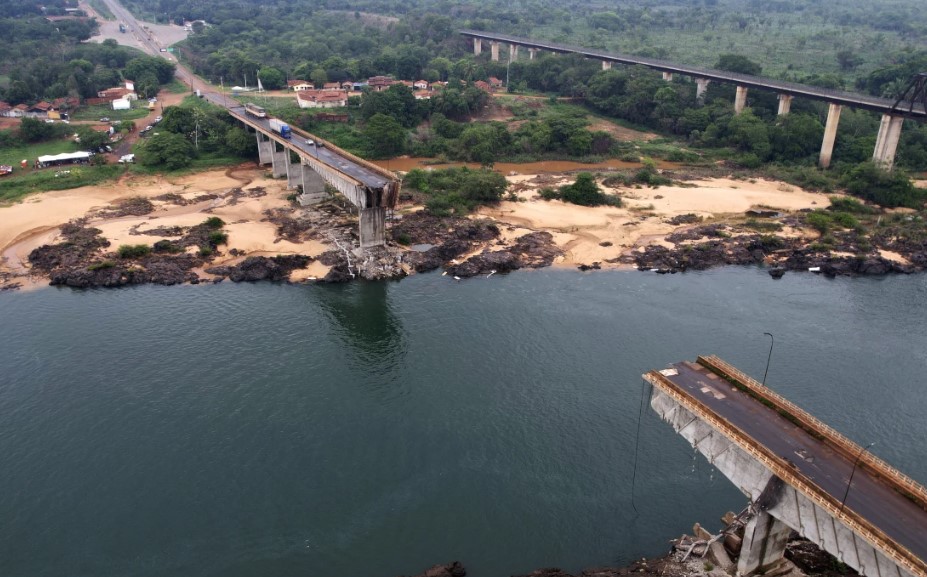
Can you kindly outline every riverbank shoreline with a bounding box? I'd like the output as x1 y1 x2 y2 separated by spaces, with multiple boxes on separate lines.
1 164 925 291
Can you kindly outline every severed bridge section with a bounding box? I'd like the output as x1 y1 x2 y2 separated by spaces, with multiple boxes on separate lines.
644 356 927 577
222 103 400 249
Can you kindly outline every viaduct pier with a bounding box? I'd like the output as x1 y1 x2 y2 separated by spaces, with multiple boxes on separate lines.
462 30 926 170
644 356 927 577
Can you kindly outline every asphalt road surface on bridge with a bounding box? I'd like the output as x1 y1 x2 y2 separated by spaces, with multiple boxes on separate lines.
659 361 927 563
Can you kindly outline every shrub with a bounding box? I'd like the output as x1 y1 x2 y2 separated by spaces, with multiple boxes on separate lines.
560 173 615 207
827 196 877 214
203 217 225 229
394 232 412 245
538 187 560 200
805 212 832 234
830 212 859 229
198 246 213 257
117 244 151 259
87 260 116 271
208 231 228 246
153 240 183 253
842 162 927 209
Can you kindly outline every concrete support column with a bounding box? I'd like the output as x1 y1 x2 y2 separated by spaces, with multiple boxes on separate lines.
509 44 518 61
777 94 793 116
359 207 386 248
473 38 481 56
737 511 791 576
695 78 710 102
662 71 673 82
490 41 499 62
819 103 842 169
872 114 904 170
256 132 273 165
528 48 537 60
734 85 749 114
287 155 302 189
271 144 288 178
298 164 328 206
602 60 612 71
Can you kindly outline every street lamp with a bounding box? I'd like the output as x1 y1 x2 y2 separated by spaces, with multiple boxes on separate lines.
762 332 774 386
839 442 875 514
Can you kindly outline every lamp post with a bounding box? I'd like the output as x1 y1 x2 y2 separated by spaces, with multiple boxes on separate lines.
840 442 875 514
762 332 774 386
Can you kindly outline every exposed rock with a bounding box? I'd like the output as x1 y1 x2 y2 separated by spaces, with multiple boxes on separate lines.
205 255 312 282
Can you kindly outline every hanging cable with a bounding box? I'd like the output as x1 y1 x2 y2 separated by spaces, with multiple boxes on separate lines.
630 378 649 515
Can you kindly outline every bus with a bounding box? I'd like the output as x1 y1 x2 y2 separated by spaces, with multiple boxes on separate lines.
244 103 267 118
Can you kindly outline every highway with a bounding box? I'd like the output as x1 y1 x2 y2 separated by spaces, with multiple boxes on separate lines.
461 30 927 118
655 360 927 565
98 0 396 194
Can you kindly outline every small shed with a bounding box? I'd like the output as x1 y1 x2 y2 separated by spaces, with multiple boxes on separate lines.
112 98 131 111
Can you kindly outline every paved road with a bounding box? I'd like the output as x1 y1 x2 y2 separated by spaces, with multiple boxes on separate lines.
659 361 927 562
460 30 927 118
226 106 390 190
98 0 394 192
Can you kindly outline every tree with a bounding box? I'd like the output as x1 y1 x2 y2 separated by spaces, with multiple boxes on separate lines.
75 126 111 150
140 133 195 169
310 67 328 88
714 54 762 76
258 67 285 90
19 117 55 142
559 173 612 206
836 50 863 72
224 126 255 157
363 113 407 158
842 162 926 209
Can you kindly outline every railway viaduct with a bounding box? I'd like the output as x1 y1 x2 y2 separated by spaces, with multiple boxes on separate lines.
462 30 927 170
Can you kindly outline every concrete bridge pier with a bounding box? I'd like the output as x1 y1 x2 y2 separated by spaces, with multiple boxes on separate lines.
819 103 842 168
528 48 537 60
286 154 302 189
256 132 273 165
696 78 710 101
873 114 904 169
734 85 749 114
270 143 288 178
509 44 519 61
490 41 500 62
662 72 673 82
602 60 612 71
298 163 328 206
473 37 481 56
777 94 792 115
738 511 792 575
359 207 386 248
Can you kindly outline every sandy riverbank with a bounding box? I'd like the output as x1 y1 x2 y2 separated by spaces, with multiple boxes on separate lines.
0 166 335 289
2 164 916 290
478 174 830 268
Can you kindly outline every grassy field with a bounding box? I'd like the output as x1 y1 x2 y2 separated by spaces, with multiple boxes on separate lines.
0 139 79 168
70 104 151 122
0 165 125 205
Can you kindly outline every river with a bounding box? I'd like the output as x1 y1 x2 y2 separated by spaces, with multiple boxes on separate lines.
1 268 925 577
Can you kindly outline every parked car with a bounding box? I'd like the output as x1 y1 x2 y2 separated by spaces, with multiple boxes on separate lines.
118 154 135 164
100 117 110 122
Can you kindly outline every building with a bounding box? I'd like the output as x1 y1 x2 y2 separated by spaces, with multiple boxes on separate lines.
28 102 53 117
413 90 432 100
322 82 341 91
0 102 12 118
413 80 429 90
97 87 137 101
296 90 348 108
112 98 131 111
473 80 492 93
288 79 312 92
367 76 394 91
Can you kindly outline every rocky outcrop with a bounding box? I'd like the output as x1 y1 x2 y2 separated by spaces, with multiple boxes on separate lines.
205 255 312 282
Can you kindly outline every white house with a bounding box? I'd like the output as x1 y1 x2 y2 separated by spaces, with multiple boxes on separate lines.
112 98 131 111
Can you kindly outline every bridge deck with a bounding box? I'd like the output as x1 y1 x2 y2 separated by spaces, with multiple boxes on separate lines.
460 30 926 118
226 106 391 191
649 359 927 570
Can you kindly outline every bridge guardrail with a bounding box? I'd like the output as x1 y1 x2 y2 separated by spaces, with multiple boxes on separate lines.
698 355 927 513
645 367 927 577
